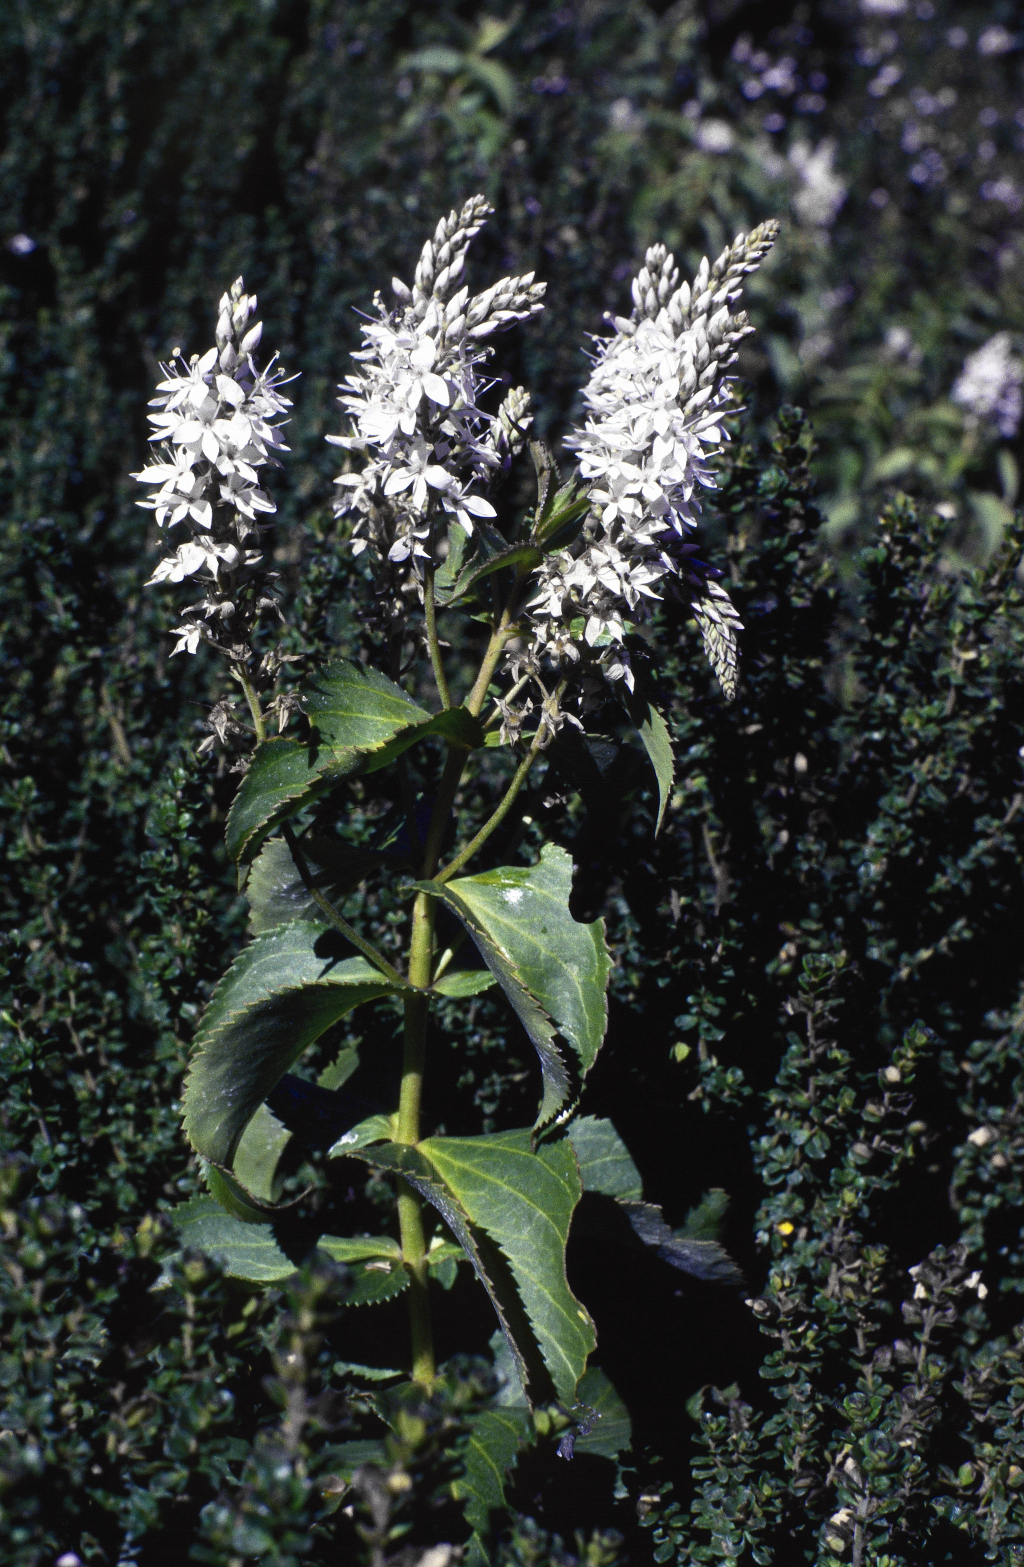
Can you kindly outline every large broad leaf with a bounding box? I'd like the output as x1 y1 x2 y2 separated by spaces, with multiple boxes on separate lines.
453 1407 534 1564
331 1137 546 1403
420 1131 595 1408
569 1117 744 1288
226 661 484 863
572 1367 632 1461
168 1197 410 1300
301 659 430 749
231 1103 292 1203
419 844 610 1124
333 1130 594 1408
225 735 357 865
181 920 403 1169
567 1115 642 1201
245 835 385 934
169 1197 296 1282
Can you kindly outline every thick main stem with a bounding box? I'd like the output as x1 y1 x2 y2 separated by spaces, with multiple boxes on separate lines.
397 891 436 1386
395 611 517 1387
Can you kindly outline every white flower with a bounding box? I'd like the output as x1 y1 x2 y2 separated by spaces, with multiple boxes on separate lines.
524 224 777 699
169 623 203 656
136 276 293 659
439 483 497 537
695 119 735 154
952 332 1023 439
330 197 545 569
789 140 847 227
978 25 1014 56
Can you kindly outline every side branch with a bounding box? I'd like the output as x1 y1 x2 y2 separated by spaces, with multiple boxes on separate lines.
437 730 545 884
424 564 452 710
281 823 408 987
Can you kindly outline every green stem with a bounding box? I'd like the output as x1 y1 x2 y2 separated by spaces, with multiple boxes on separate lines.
392 601 519 1388
397 890 436 1385
439 679 564 883
280 824 407 988
437 730 545 884
235 664 266 743
483 670 532 731
465 613 515 717
424 564 451 710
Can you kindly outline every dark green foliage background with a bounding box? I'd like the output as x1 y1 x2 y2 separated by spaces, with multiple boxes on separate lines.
2 1 1024 1563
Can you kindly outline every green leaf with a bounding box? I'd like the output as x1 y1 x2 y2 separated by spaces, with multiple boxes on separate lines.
419 845 610 1123
333 1131 593 1405
420 1131 595 1407
169 1197 414 1300
328 1112 394 1154
402 44 466 73
226 662 484 863
529 440 557 517
464 55 517 116
573 1367 632 1460
623 691 674 834
231 1103 291 1203
226 735 356 865
568 1118 745 1288
427 1239 465 1289
622 1199 745 1288
342 1258 410 1307
434 520 470 598
440 543 543 606
203 1162 282 1224
453 1407 533 1551
317 1043 360 1091
567 1116 643 1201
431 968 498 999
169 1197 296 1283
330 1138 542 1399
333 1361 403 1383
314 1234 409 1308
181 921 403 1169
317 1235 401 1264
245 835 384 934
302 660 426 749
531 483 591 550
679 1188 731 1242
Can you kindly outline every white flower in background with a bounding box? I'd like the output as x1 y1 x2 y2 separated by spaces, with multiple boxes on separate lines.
978 25 1014 56
789 140 847 227
695 119 735 154
527 222 778 699
134 277 293 659
330 195 544 566
952 332 1023 439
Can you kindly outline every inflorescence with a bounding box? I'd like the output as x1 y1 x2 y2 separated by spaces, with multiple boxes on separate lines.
138 201 780 741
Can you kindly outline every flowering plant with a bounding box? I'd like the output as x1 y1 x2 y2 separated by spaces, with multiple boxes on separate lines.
138 198 776 1546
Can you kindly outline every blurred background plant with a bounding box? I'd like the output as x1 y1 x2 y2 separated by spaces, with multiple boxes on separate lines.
3 1 1024 1563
